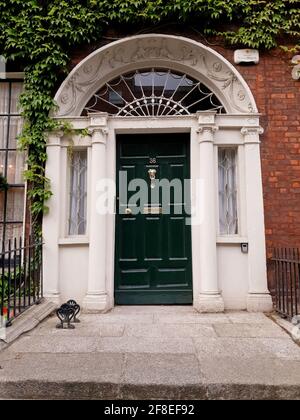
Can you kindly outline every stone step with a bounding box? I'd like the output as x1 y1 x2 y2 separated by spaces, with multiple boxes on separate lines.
1 310 299 400
0 380 299 400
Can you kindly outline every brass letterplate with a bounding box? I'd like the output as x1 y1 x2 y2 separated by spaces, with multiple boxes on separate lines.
143 206 162 215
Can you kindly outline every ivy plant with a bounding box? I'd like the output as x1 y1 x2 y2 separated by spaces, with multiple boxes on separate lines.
0 174 8 192
0 0 299 232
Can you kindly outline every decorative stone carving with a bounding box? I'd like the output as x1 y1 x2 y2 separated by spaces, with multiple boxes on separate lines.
241 126 264 144
88 127 108 144
196 126 218 144
197 112 216 125
55 35 257 117
89 113 109 128
291 55 300 81
292 65 300 80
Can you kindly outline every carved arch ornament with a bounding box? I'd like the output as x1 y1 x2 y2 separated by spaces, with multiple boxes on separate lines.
54 35 258 117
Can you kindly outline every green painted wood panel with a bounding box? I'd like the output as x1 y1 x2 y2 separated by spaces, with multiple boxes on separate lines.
115 133 193 305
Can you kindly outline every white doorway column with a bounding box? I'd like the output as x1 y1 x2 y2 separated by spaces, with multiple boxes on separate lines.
195 114 225 313
43 131 63 306
83 115 110 312
242 127 273 312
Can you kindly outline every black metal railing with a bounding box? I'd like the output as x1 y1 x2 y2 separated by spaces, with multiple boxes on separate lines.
0 236 43 327
268 248 300 320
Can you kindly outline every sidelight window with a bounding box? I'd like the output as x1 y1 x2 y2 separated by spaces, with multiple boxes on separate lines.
218 148 238 235
68 150 88 235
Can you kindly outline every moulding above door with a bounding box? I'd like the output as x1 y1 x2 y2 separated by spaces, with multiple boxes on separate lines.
54 34 258 117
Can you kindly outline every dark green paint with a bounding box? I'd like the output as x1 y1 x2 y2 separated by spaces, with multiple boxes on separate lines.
115 134 193 305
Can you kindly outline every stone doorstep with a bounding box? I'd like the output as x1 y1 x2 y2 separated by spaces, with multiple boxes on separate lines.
0 381 299 400
0 300 57 347
0 309 300 400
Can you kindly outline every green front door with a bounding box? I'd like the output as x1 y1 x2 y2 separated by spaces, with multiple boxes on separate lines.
115 133 193 305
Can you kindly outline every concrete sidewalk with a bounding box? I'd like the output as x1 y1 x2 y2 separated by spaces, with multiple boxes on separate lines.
0 306 299 400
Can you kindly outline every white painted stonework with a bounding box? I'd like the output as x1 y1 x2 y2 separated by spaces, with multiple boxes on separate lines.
43 34 273 313
55 34 257 117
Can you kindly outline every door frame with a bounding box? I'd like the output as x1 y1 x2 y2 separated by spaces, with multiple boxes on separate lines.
105 115 202 309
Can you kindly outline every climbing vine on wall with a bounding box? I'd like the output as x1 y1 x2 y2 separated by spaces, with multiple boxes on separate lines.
0 174 8 192
0 0 299 231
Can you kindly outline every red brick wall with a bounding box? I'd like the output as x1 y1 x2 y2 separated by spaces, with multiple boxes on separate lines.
210 46 300 254
68 32 300 254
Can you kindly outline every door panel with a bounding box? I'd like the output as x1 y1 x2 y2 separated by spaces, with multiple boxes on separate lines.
115 133 193 305
120 218 138 261
145 217 163 260
169 217 186 259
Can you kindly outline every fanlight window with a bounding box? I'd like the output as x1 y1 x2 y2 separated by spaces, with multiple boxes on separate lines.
82 69 225 117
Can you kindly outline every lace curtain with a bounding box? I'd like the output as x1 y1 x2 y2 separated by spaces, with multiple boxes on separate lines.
0 81 24 244
218 148 238 235
68 151 87 235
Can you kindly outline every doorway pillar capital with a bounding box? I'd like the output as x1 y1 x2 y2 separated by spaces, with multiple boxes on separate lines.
196 112 218 144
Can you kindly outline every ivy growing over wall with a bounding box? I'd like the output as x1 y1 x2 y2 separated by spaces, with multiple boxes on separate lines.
0 174 8 192
0 0 299 231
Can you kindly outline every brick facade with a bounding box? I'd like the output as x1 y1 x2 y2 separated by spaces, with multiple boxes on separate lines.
68 31 300 254
221 48 300 254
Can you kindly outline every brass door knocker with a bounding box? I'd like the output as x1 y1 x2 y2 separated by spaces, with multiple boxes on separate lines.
148 169 157 189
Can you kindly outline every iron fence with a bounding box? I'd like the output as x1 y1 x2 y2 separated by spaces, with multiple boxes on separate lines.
268 248 300 320
0 236 43 327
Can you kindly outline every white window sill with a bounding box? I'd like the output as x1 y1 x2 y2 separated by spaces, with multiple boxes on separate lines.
58 237 89 246
217 236 248 244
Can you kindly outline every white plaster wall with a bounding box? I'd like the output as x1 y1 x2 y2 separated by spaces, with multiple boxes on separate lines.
56 243 250 309
55 244 251 308
217 244 249 310
58 245 89 305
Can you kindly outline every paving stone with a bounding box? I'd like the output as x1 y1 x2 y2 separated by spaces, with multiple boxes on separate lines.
121 383 300 401
1 307 299 400
123 353 202 385
113 305 195 314
29 319 125 338
155 313 231 324
0 352 124 383
125 323 216 338
199 357 300 386
0 342 7 352
0 382 121 400
0 351 20 364
194 337 272 359
195 337 300 361
83 313 155 324
258 338 300 361
227 312 275 325
99 324 125 337
213 323 289 338
96 337 196 354
10 335 100 353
